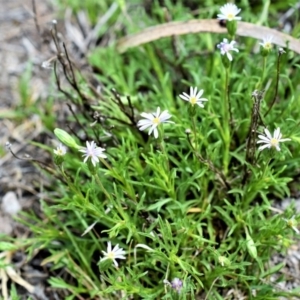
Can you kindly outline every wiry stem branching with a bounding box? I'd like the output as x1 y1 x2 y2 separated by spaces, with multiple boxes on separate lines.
243 90 265 183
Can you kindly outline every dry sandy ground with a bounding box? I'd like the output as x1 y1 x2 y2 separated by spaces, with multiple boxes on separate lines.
0 0 56 232
0 1 62 298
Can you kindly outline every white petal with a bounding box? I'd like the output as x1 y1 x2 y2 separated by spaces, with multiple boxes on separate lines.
227 52 233 61
107 242 112 252
179 94 190 101
112 244 120 252
153 128 159 138
257 135 270 142
148 124 157 136
139 123 152 131
137 119 152 126
140 112 154 120
91 157 98 166
258 144 271 151
257 140 269 144
196 102 204 108
113 259 119 268
160 110 172 121
78 148 87 153
155 107 161 118
274 128 281 139
264 128 272 139
190 86 195 97
196 89 204 98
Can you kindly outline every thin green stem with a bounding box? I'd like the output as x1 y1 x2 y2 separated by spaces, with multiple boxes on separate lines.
191 115 198 154
60 166 86 203
225 68 233 126
222 67 231 175
158 127 176 199
257 56 266 90
94 173 113 201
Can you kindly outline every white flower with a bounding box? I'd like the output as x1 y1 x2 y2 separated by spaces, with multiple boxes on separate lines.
137 107 173 139
5 141 12 150
42 61 52 69
78 141 107 166
179 87 208 107
100 241 126 268
217 39 239 61
41 56 56 69
259 36 273 50
217 3 241 21
218 255 230 267
283 216 299 234
257 128 291 151
53 143 67 156
279 48 286 54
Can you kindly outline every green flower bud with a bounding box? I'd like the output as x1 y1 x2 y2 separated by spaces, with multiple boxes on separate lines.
188 104 197 117
221 54 231 69
97 258 112 271
54 128 80 149
246 232 257 259
54 155 64 166
226 20 237 38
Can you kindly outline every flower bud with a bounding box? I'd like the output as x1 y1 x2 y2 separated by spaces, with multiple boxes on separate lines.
226 20 237 38
246 232 257 259
54 128 80 149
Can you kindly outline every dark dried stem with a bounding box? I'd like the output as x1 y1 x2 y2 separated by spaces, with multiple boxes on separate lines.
186 132 231 190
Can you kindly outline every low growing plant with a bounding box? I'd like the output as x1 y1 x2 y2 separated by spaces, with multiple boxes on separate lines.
2 1 300 299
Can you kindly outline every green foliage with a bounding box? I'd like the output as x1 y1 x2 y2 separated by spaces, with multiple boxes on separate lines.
4 1 300 299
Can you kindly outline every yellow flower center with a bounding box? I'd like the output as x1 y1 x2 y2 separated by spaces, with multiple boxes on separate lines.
270 138 279 147
153 117 160 124
265 42 272 50
190 97 197 105
227 13 234 20
107 252 115 259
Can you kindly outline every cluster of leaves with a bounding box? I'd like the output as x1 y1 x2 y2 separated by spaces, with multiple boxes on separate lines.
2 1 300 299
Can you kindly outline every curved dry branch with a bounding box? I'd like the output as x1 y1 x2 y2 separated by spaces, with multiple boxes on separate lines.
117 19 300 54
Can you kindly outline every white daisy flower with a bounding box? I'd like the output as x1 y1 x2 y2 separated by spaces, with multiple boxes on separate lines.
78 141 107 166
259 36 273 51
283 216 299 234
217 3 241 21
100 241 126 268
53 143 67 156
257 128 291 151
137 107 173 139
217 39 239 61
179 87 208 107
